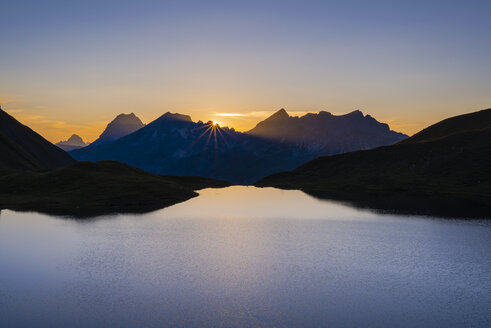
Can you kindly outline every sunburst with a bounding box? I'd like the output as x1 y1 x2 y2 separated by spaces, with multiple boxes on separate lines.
186 120 230 153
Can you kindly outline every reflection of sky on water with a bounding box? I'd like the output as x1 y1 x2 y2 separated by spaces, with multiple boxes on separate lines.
0 186 490 327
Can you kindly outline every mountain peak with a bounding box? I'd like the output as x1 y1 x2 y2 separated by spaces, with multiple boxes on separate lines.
345 109 364 117
111 113 143 125
91 113 145 145
158 112 193 122
56 134 87 151
66 134 85 145
267 108 290 121
63 134 85 146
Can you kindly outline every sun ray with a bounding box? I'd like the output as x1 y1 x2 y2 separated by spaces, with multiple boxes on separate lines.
215 126 230 149
185 125 212 152
191 124 211 132
203 125 214 151
213 126 218 150
185 121 233 154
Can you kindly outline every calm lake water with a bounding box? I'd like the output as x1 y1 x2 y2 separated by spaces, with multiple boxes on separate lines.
0 186 490 327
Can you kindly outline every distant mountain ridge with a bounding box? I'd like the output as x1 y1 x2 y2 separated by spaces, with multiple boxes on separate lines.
247 108 407 155
56 134 88 151
71 109 408 183
91 113 145 145
0 107 75 173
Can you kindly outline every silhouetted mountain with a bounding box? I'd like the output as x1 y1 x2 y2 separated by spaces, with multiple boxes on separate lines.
91 113 145 145
248 108 407 155
256 108 491 218
71 109 407 183
0 107 75 173
56 134 88 151
71 112 305 184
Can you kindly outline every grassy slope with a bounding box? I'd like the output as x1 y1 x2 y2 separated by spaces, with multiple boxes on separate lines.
0 161 231 217
256 109 491 218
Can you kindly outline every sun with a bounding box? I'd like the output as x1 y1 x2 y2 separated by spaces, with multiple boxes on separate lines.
211 120 220 127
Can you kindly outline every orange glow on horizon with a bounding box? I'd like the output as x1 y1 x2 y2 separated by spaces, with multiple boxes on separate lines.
2 105 449 144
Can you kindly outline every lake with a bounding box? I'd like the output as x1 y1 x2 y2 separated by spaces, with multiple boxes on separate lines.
0 186 490 327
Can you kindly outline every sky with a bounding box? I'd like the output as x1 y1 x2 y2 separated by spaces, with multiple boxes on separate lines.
1 0 490 142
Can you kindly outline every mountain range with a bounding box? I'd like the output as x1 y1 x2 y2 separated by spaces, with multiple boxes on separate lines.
256 108 491 217
247 108 406 155
71 109 407 183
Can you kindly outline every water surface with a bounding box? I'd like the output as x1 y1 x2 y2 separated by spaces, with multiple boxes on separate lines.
1 186 490 327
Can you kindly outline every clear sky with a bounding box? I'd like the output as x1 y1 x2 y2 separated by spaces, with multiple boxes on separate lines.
1 0 490 142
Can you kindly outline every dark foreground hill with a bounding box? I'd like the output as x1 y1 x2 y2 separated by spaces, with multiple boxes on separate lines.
0 107 75 173
0 161 230 217
256 108 491 218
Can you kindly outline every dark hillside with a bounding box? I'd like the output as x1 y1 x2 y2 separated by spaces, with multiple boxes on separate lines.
0 108 74 172
0 161 230 217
